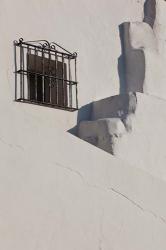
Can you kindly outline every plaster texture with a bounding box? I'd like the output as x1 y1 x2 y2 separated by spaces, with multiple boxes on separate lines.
91 92 137 122
1 0 166 249
1 0 166 105
78 93 137 152
0 0 146 108
120 20 166 99
114 92 166 180
78 118 126 154
129 21 166 99
1 106 166 250
118 0 166 99
120 22 145 93
154 0 166 56
79 92 166 181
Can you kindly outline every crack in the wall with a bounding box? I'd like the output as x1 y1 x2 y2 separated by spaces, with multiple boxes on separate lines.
109 187 144 211
52 161 86 185
0 137 24 151
52 160 166 227
109 187 166 225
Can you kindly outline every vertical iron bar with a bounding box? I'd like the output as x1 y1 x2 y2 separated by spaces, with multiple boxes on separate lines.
68 57 72 108
76 84 78 109
54 51 58 105
34 48 38 101
48 50 51 103
14 42 17 100
22 46 25 99
75 57 78 109
42 48 45 103
62 54 64 107
20 44 23 99
27 46 30 100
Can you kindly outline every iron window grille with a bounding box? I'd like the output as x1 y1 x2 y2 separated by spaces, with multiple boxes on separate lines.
14 38 78 111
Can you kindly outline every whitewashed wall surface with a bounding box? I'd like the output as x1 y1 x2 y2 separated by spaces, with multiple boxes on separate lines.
1 0 166 250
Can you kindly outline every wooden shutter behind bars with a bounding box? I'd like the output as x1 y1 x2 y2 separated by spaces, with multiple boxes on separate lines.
27 54 68 106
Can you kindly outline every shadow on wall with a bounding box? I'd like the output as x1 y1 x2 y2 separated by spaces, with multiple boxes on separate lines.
69 24 132 136
118 0 156 94
68 102 93 136
143 0 156 28
69 0 157 136
69 21 145 136
118 24 127 94
68 24 128 136
118 22 145 94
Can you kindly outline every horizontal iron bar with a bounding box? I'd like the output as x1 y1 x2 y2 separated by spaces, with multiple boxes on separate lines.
15 70 78 85
19 38 74 56
51 41 73 56
15 98 78 112
14 42 77 59
16 44 72 59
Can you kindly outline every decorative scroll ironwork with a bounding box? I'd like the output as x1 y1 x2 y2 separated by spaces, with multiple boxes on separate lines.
14 38 78 111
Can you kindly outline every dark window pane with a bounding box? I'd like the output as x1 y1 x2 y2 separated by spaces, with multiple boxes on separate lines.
27 54 67 106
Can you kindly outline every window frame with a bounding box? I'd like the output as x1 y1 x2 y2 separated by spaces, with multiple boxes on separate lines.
14 38 78 111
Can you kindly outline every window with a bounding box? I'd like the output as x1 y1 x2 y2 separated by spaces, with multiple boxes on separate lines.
14 38 78 111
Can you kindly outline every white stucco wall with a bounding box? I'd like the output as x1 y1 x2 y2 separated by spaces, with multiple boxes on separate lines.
1 0 166 107
1 0 166 249
154 0 166 57
113 93 166 181
128 0 166 100
1 116 166 250
0 0 145 108
0 0 148 147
